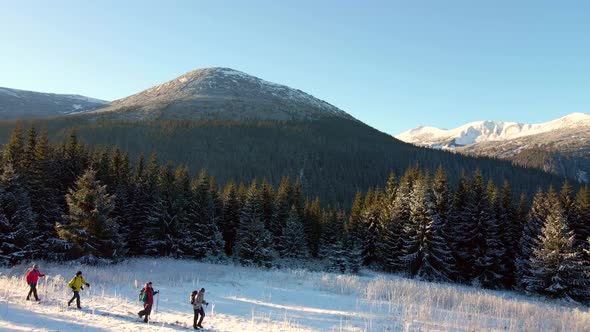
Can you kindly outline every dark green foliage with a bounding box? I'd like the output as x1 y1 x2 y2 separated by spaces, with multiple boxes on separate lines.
280 205 309 258
0 117 565 207
525 193 590 301
234 181 274 267
56 168 126 259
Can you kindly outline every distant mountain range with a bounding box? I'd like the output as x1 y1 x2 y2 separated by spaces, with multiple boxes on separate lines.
0 68 565 203
396 113 590 183
0 87 106 119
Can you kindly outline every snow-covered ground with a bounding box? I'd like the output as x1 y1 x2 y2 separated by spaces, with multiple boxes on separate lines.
1 258 589 331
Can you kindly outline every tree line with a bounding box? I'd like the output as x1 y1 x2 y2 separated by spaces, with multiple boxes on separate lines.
0 125 588 302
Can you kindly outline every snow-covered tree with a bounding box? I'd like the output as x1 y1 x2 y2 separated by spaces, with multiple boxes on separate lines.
402 176 453 282
0 163 38 264
478 181 506 289
183 169 224 259
448 172 476 282
525 193 590 301
219 181 241 256
517 188 547 290
234 181 274 267
270 177 292 251
57 168 126 260
280 205 309 258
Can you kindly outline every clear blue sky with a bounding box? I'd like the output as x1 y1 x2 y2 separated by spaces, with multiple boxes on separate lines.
1 1 589 135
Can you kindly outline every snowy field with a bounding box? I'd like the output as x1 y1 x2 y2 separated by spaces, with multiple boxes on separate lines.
0 259 589 331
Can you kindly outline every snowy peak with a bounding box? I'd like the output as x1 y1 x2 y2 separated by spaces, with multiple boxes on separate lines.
0 87 106 119
396 113 590 148
101 67 352 121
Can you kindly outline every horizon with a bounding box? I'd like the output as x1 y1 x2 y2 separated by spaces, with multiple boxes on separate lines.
2 1 589 135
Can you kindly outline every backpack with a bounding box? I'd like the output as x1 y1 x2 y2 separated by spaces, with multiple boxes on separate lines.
190 290 198 304
139 288 146 302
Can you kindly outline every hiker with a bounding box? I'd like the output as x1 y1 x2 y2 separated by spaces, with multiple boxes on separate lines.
191 288 209 330
138 281 159 323
67 271 90 309
25 264 45 301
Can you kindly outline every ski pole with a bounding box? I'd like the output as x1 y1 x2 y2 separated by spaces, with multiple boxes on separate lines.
155 292 159 317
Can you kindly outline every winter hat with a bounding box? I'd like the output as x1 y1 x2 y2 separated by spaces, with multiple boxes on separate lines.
76 271 82 276
32 264 38 269
200 288 205 292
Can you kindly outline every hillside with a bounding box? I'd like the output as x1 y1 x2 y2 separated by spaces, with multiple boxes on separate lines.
91 67 352 121
0 87 106 119
0 68 567 203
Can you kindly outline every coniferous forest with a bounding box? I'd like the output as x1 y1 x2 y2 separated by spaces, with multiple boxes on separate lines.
1 125 590 303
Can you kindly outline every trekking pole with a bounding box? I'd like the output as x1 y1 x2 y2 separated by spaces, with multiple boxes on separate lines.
155 292 159 318
43 276 47 301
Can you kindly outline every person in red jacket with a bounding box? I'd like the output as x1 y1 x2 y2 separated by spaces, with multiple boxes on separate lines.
25 264 45 301
138 282 159 323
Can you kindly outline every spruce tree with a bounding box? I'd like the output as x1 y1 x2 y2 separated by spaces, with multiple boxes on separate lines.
219 181 241 256
280 205 309 258
0 163 38 264
380 170 414 272
184 169 224 259
402 176 453 281
57 168 125 260
517 188 547 290
234 181 274 267
27 129 65 260
449 172 476 282
270 177 292 251
478 181 506 289
526 193 590 301
360 189 382 266
573 187 590 253
303 197 323 258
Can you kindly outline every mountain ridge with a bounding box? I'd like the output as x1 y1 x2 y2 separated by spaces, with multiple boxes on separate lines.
0 87 106 119
396 113 590 183
92 67 353 121
396 113 590 148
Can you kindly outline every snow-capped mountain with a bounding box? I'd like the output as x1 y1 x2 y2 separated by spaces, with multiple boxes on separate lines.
396 113 590 183
0 87 106 119
93 67 353 121
396 113 590 149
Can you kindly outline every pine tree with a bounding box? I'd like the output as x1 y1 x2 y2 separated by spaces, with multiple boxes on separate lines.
347 191 364 240
0 209 11 265
56 168 126 260
517 188 547 290
270 177 292 251
183 169 225 259
401 176 453 281
478 181 506 289
380 170 413 272
234 181 274 267
3 125 25 174
525 193 590 301
280 205 309 258
322 210 347 272
573 187 590 253
499 181 521 288
219 181 241 256
431 166 456 278
360 188 382 266
449 172 476 282
0 163 38 264
27 129 65 260
303 197 323 258
260 178 274 230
